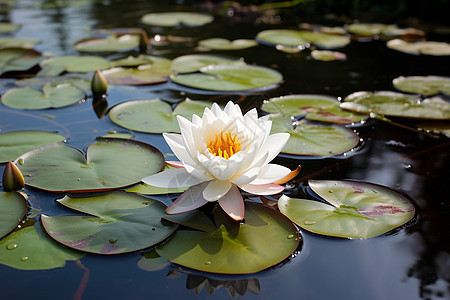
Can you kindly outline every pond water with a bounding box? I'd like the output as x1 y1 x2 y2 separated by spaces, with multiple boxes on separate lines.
0 0 449 299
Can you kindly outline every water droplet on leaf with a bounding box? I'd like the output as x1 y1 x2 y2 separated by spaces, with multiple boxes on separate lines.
304 220 316 225
6 243 17 250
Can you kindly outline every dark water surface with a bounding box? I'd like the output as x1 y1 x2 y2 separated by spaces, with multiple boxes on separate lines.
0 1 449 299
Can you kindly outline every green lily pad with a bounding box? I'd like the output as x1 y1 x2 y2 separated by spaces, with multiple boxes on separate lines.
41 191 178 254
1 83 86 110
0 38 40 49
0 225 83 270
15 138 164 193
262 95 367 125
278 180 415 239
109 98 212 133
199 38 258 50
0 47 42 75
171 54 241 74
156 202 300 274
416 121 450 138
74 34 140 53
171 64 282 92
0 191 28 239
387 39 450 56
393 75 450 96
141 12 213 27
0 130 66 163
269 115 360 156
38 55 111 76
15 76 91 91
0 23 20 33
341 91 450 120
256 29 350 49
345 23 388 36
311 50 347 61
110 55 170 68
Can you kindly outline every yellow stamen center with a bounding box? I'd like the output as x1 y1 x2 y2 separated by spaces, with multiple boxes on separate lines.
207 131 242 159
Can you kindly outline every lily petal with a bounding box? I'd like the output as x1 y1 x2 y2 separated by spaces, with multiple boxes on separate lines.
239 183 285 195
203 179 232 201
250 164 292 185
166 183 209 214
163 133 197 167
218 185 245 221
165 161 184 168
142 168 204 188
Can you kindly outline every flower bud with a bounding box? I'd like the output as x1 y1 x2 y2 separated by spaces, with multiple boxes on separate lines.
2 161 25 191
91 70 108 96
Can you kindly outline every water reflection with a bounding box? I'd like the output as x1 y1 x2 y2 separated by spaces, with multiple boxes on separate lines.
92 95 108 119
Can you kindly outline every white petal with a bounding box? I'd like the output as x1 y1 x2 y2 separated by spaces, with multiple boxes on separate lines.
218 185 245 221
256 133 290 165
165 161 184 168
203 179 232 201
184 163 213 181
231 167 260 186
163 133 197 167
250 164 292 185
239 183 285 195
165 183 209 214
142 168 204 188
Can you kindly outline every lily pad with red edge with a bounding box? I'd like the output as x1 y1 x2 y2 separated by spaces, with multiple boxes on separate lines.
109 98 212 133
141 12 213 27
1 83 86 110
40 191 178 255
0 47 42 75
278 180 415 239
0 130 66 163
15 138 164 193
74 34 140 53
38 55 111 76
269 115 360 156
341 91 450 120
0 225 84 270
393 75 450 96
156 202 300 274
171 54 241 74
262 94 367 125
0 191 28 239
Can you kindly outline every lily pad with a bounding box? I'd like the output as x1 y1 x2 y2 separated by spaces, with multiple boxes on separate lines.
0 191 28 239
341 91 450 120
0 130 66 163
156 202 300 274
278 180 415 239
15 138 164 193
262 95 367 125
41 191 178 254
0 38 40 49
199 38 258 50
0 225 83 270
416 121 450 138
0 23 20 33
38 55 111 76
109 98 212 133
171 54 241 74
387 39 450 56
0 47 42 75
74 34 140 53
110 55 170 68
141 12 213 27
393 75 450 96
15 76 91 91
256 29 350 49
311 50 347 61
269 115 360 156
1 83 86 110
345 23 388 36
171 64 282 92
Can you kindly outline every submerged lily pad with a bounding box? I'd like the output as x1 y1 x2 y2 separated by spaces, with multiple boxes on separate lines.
15 138 164 193
278 180 415 239
1 83 86 110
156 202 300 274
141 12 213 27
38 55 111 76
41 191 178 254
387 39 450 56
0 225 83 270
262 95 367 125
171 64 282 92
0 47 42 75
393 75 450 96
109 98 212 133
0 130 66 163
74 34 140 53
171 54 241 74
0 191 28 239
269 115 360 156
199 38 258 50
341 91 450 120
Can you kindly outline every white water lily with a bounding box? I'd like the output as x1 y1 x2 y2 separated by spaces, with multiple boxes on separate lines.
142 101 290 220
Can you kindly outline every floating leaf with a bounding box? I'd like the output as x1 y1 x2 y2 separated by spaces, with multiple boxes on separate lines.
0 225 83 270
262 95 367 125
345 23 388 36
0 38 40 49
156 202 300 274
109 98 212 133
126 183 187 195
171 64 282 92
311 50 347 61
0 191 27 239
0 23 20 33
393 75 450 96
0 47 42 75
1 83 86 110
141 12 213 27
199 38 258 50
416 121 450 138
41 191 178 254
74 34 140 53
269 115 360 156
342 91 450 120
0 130 66 163
278 180 415 239
171 54 241 74
15 76 91 91
38 55 110 76
387 39 450 56
110 55 170 68
15 138 164 193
